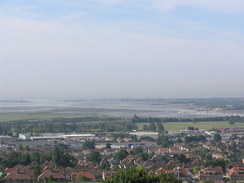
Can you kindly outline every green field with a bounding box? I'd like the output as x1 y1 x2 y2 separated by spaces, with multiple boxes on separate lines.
137 121 244 131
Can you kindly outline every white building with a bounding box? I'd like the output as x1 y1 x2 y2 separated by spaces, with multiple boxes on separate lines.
19 134 32 140
129 131 159 139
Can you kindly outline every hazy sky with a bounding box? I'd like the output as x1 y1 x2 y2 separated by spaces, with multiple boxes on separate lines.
1 0 244 99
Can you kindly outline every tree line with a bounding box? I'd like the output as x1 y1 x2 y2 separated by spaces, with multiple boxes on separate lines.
0 147 75 169
132 115 244 124
0 121 137 136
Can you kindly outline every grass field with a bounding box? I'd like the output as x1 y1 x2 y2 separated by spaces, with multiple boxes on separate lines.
137 121 244 131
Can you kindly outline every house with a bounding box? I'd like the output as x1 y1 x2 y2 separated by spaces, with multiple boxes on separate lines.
102 170 116 180
83 149 92 155
212 153 224 159
167 167 192 182
120 154 135 168
198 167 224 183
19 134 32 140
4 165 34 183
71 171 96 182
148 148 181 155
4 169 32 183
38 168 66 182
5 165 26 174
143 160 160 170
227 166 244 182
155 167 166 175
225 128 244 137
76 160 95 169
129 132 159 140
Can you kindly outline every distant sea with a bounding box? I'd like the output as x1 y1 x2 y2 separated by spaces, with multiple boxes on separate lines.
0 99 243 118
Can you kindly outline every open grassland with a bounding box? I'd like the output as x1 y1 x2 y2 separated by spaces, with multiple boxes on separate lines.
137 121 244 131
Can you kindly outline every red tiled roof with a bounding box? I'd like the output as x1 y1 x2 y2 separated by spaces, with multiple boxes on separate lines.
1 150 14 154
38 169 65 180
199 166 223 177
169 148 180 151
5 165 25 173
83 149 92 153
156 167 166 174
158 148 169 152
227 166 244 176
125 154 134 159
4 170 31 180
203 166 223 173
97 149 105 152
185 153 193 158
167 167 190 178
5 165 34 177
71 171 95 179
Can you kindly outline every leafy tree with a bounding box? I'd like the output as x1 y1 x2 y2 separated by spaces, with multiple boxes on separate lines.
83 140 95 149
174 154 190 164
132 114 140 123
62 153 75 167
157 123 164 132
204 159 227 172
102 166 180 183
87 151 101 164
125 123 138 131
187 126 198 130
30 162 42 182
1 152 20 168
176 137 183 143
149 123 156 131
52 147 74 168
203 181 214 183
228 120 235 126
106 143 111 149
157 135 170 147
77 174 91 182
140 136 154 142
137 153 149 161
205 154 213 161
52 147 61 168
20 153 31 165
193 166 201 174
44 176 56 183
56 143 68 151
132 147 143 155
114 149 129 161
130 134 137 141
228 115 241 125
185 135 206 142
143 124 149 131
0 169 6 181
213 133 222 142
156 155 170 164
18 144 24 151
7 131 13 137
193 148 210 160
24 145 29 151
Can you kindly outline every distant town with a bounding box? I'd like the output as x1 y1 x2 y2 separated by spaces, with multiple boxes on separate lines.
0 99 244 182
0 113 244 182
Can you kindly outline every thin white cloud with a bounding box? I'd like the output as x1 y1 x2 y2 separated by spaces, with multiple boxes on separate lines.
145 0 244 13
1 1 244 98
89 0 121 6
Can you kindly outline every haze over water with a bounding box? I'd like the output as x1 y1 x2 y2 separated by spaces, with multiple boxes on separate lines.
1 99 244 118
